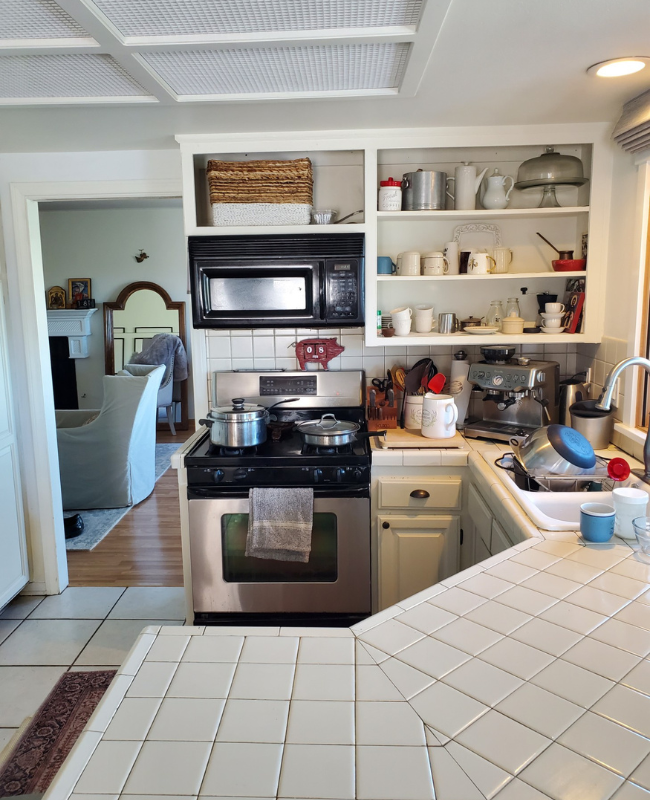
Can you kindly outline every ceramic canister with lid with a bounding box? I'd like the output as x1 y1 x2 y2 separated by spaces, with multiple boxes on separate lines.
612 487 649 540
378 177 402 211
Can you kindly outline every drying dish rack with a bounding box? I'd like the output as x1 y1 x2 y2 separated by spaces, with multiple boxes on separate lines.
496 452 619 493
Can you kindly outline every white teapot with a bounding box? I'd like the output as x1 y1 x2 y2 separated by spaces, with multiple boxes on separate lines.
482 169 514 210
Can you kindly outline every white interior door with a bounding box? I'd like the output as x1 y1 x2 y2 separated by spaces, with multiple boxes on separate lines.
0 280 28 608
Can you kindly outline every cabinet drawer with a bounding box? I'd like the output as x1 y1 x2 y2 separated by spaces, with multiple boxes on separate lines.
468 484 492 549
378 477 462 511
491 519 511 555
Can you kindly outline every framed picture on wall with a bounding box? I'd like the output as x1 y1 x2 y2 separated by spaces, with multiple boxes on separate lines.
68 278 91 308
46 285 66 309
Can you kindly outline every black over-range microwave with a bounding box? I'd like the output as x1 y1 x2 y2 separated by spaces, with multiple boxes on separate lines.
188 233 364 329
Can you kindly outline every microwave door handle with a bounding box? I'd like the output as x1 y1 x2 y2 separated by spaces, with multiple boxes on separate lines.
318 261 326 321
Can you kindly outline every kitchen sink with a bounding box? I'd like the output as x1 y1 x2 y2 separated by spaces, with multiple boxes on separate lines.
487 454 645 530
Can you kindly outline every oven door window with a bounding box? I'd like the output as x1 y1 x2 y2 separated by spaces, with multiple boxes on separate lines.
221 513 337 582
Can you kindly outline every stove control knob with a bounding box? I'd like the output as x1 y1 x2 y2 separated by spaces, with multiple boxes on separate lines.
233 468 248 481
313 468 323 483
353 468 364 481
212 469 225 483
336 468 346 482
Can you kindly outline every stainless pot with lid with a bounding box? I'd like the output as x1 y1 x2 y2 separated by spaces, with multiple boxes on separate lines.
402 170 450 210
200 397 297 448
295 414 386 447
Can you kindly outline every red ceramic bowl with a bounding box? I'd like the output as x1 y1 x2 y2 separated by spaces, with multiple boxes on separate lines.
552 259 586 272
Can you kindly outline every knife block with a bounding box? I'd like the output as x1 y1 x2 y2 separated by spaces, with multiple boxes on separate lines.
368 390 398 430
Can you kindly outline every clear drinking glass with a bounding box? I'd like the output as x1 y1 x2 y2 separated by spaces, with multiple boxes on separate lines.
505 297 521 318
485 300 505 331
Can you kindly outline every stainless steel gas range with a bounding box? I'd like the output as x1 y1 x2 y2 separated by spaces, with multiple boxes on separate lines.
185 371 371 627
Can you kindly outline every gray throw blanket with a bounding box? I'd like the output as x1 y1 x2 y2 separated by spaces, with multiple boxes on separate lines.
130 333 188 383
246 487 313 562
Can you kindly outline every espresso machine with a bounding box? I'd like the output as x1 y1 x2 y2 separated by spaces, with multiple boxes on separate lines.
464 348 560 442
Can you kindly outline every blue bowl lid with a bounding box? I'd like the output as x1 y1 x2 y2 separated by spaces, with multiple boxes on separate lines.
547 424 596 469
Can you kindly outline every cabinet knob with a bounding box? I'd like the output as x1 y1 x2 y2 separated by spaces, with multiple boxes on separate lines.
410 489 430 499
382 521 390 529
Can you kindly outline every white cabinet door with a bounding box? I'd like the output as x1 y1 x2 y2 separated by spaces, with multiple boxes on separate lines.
468 484 492 550
377 515 459 609
0 284 28 609
491 519 511 555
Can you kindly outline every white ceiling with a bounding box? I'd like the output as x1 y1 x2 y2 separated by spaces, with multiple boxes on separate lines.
0 0 648 151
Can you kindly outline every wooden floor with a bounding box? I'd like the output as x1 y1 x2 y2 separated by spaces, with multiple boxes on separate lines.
67 426 194 587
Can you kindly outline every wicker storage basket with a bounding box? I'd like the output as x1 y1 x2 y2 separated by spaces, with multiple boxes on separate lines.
207 158 313 227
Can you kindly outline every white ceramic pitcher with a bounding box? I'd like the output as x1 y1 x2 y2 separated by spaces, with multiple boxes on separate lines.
421 394 458 439
482 169 514 210
448 163 489 210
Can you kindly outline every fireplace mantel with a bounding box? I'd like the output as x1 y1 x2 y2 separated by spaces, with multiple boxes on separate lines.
46 309 97 358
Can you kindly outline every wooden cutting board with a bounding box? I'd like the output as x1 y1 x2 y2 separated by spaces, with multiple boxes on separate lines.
377 429 467 449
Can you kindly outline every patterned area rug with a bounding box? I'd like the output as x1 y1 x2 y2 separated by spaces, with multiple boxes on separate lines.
0 670 115 796
65 443 178 551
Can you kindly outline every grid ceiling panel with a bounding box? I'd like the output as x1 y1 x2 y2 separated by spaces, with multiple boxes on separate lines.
0 54 150 97
0 0 91 40
142 43 410 96
91 0 423 37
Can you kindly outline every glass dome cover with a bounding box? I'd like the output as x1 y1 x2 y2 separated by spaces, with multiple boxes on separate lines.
515 146 589 190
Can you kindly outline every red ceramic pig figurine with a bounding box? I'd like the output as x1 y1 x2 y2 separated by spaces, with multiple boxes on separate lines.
294 338 344 371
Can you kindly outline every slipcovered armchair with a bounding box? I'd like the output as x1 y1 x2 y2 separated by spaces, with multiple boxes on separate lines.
56 364 165 510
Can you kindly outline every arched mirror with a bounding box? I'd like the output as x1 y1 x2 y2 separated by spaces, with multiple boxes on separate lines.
104 281 189 430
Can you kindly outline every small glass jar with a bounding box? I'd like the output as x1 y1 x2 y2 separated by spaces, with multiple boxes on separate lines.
378 178 402 211
505 297 521 318
486 300 505 331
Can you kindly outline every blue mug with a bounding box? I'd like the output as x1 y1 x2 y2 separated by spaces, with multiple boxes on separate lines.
580 502 615 543
378 256 397 275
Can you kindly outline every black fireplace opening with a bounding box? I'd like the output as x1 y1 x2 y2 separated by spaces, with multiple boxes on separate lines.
49 337 78 409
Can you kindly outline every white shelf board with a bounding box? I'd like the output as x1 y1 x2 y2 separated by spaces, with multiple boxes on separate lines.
189 223 367 236
376 207 589 221
377 271 587 282
373 332 587 346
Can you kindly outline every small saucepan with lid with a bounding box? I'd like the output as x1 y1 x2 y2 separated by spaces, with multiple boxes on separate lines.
296 414 386 448
200 397 298 448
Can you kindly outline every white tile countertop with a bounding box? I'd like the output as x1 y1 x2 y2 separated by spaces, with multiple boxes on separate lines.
46 447 650 800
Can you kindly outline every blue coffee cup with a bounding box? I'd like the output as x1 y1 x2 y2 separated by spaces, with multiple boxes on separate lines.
580 503 615 543
378 256 397 274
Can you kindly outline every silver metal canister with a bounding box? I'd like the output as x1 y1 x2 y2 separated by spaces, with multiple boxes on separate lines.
402 170 448 210
569 400 614 450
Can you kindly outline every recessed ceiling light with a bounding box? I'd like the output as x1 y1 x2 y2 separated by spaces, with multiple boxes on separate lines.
587 57 648 77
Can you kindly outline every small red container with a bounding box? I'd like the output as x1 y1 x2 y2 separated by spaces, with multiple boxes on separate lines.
552 259 586 272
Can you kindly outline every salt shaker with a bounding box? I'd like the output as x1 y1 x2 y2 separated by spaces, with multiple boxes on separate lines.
378 178 402 211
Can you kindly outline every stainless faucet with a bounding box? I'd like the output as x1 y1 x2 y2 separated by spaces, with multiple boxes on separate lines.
596 356 650 483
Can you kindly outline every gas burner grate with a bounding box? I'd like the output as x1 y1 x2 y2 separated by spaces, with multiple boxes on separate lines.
209 444 259 457
301 443 354 456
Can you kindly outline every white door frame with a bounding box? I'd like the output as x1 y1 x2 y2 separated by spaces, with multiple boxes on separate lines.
9 179 182 595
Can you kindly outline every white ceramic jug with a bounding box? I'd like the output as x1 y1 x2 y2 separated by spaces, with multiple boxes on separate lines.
448 163 489 210
482 169 514 210
421 394 459 439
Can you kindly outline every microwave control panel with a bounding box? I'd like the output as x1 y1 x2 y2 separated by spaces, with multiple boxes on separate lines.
324 259 363 324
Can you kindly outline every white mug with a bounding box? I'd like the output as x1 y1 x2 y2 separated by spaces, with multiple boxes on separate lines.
468 252 496 275
541 316 563 328
545 302 565 314
421 393 459 439
390 306 412 323
443 242 460 275
493 247 513 274
393 319 412 336
404 395 424 430
397 251 421 276
422 252 449 276
414 304 434 333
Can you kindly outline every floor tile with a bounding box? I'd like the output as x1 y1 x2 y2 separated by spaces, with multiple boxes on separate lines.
519 571 582 600
104 697 161 740
456 572 514 599
464 601 532 635
356 745 433 800
616 603 650 632
518 742 624 800
428 587 487 616
431 617 503 655
239 636 298 663
74 740 142 795
562 637 641 681
539 600 609 634
395 603 458 635
409 681 488 738
509 617 583 657
145 632 190 662
126 661 178 697
279 744 354 799
123 740 212 795
0 666 67 726
632 754 650 791
396 636 470 679
545 558 603 584
428 746 484 800
0 594 44 619
456 709 550 775
108 587 186 620
356 664 403 701
621 659 650 695
442 658 523 707
29 587 125 619
590 572 649 600
485 560 539 584
286 700 354 745
593 685 650 738
292 664 353 701
568 585 632 617
147 697 225 741
76 619 179 666
478 637 554 680
298 637 354 664
590 619 650 657
356 700 425 745
445 740 513 799
181 635 243 663
378 657 435 700
0 619 100 665
495 682 584 739
530 658 615 708
559 711 650 777
0 620 19 645
494 585 558 616
358 619 424 655
217 699 289 743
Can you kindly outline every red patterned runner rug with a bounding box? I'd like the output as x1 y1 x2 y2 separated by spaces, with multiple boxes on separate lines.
0 670 115 796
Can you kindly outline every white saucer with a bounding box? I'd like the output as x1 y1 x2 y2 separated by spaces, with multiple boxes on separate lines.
464 326 499 335
540 326 566 333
